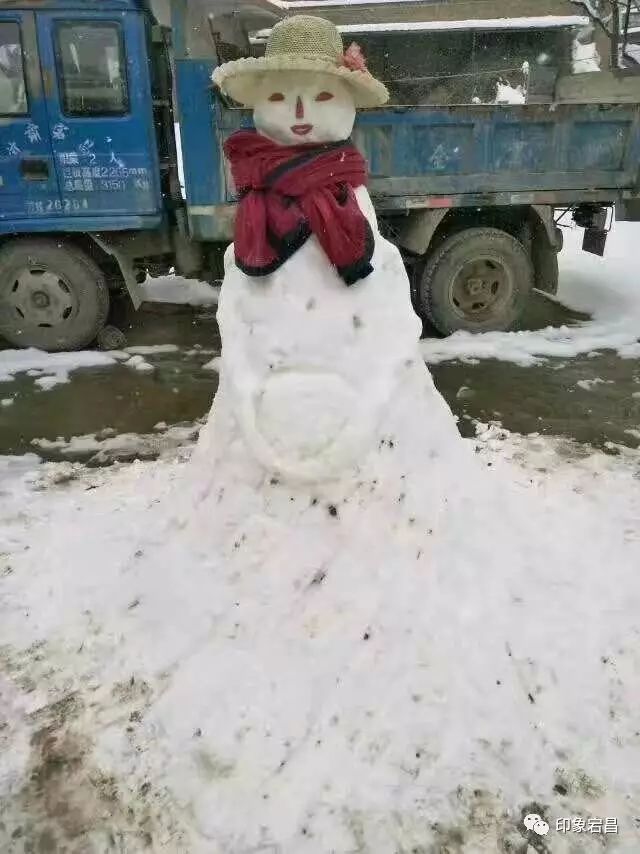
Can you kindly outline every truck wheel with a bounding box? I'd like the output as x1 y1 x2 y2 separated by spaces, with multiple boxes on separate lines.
0 240 109 351
419 228 533 335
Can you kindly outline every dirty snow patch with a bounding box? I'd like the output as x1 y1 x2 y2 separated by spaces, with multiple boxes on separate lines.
125 354 154 374
576 377 613 391
1 426 640 850
30 422 200 463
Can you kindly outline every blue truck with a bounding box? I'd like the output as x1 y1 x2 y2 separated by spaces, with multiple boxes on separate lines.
1 0 640 351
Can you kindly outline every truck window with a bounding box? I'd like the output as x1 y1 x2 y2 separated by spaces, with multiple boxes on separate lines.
0 22 28 116
55 22 128 116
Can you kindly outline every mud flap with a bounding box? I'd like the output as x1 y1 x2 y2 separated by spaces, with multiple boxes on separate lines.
582 227 608 257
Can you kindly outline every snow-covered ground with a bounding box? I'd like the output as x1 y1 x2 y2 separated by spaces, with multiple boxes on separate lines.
1 423 639 852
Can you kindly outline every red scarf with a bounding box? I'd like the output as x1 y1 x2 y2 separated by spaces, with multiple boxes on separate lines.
224 131 374 285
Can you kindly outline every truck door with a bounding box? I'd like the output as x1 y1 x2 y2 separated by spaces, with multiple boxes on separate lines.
0 12 60 221
35 9 162 220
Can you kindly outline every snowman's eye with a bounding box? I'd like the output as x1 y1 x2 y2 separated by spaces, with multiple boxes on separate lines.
268 92 285 102
315 91 334 102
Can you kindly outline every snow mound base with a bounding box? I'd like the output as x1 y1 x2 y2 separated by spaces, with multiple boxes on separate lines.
1 431 639 852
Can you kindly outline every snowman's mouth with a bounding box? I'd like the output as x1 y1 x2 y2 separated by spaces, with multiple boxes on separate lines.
291 124 313 136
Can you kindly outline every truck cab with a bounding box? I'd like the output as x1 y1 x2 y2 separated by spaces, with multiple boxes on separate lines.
0 0 178 351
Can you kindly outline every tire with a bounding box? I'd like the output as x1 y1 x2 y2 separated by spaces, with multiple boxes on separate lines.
419 227 534 335
0 239 109 352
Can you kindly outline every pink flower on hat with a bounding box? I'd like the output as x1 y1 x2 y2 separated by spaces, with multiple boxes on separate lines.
341 42 367 72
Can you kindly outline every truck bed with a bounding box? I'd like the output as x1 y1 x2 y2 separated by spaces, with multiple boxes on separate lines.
216 96 640 211
355 101 640 207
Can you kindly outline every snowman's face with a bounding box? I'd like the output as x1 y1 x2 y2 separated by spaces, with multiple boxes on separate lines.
253 71 356 146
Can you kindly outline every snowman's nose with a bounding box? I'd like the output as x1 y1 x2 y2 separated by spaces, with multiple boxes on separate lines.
295 96 304 119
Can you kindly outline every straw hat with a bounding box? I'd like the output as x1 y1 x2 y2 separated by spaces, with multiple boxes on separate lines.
212 15 389 109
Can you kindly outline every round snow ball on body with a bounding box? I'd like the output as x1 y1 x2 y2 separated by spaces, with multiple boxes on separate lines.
211 15 388 110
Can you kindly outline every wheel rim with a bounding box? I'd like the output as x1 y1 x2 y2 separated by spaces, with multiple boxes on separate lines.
449 256 513 322
5 267 78 331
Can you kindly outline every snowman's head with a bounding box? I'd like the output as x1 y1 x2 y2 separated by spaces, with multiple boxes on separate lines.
253 71 356 146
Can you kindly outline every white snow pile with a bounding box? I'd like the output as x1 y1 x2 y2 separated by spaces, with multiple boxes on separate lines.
0 348 117 390
572 31 601 73
422 221 640 366
0 344 187 391
1 427 639 852
576 377 613 391
140 275 220 307
494 80 526 105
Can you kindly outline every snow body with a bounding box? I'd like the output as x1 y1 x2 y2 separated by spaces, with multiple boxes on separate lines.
170 74 505 844
156 77 531 849
194 184 461 484
181 182 479 640
187 70 469 557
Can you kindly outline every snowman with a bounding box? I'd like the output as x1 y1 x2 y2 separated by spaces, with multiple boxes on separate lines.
129 22 577 846
189 14 467 518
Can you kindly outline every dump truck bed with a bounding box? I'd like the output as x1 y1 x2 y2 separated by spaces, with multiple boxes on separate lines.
215 97 640 213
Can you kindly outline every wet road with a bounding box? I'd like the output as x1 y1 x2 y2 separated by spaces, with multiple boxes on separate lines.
1 293 639 460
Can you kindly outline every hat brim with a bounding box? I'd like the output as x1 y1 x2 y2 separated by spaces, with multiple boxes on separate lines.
212 56 389 109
